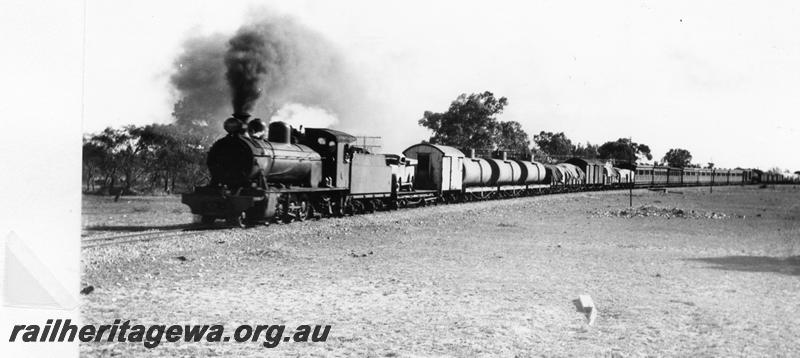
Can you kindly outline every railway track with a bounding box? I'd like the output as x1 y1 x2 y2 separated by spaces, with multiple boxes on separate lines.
81 228 204 248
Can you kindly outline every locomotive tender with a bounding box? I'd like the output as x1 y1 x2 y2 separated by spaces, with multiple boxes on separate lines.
182 116 790 227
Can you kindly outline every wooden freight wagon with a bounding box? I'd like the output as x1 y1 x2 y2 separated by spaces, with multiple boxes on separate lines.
402 143 464 192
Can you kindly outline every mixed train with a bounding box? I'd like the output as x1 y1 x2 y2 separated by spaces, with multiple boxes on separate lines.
182 117 794 226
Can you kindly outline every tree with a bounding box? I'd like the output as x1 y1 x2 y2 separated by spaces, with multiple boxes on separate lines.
82 140 108 192
83 128 128 193
418 91 508 151
707 162 715 169
573 142 599 159
530 147 550 162
84 126 147 193
598 138 652 163
532 131 574 158
495 121 531 158
138 124 208 192
82 124 208 195
663 148 693 168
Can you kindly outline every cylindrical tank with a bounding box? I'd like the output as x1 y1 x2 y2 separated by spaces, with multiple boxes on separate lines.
487 159 513 185
515 160 547 184
462 158 492 186
508 160 522 184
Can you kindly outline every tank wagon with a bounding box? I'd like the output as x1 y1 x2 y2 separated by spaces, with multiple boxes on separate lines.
402 144 549 202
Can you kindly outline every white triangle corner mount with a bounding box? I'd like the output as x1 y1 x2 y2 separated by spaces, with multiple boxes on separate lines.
2 231 78 310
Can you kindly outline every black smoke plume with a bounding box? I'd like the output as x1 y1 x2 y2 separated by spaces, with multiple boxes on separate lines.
225 30 267 116
170 11 366 138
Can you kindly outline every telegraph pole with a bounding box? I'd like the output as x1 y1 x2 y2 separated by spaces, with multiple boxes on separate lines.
629 136 633 207
709 157 714 194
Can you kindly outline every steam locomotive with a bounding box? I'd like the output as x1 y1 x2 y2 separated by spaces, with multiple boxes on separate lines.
182 114 423 227
181 115 791 227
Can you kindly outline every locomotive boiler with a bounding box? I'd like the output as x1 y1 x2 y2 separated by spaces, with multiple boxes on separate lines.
206 116 323 189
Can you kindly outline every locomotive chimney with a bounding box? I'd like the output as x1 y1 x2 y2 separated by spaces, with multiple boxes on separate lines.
223 112 251 134
470 149 476 158
232 112 251 121
502 151 508 161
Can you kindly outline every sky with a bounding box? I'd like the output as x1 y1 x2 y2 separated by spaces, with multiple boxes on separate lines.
78 0 800 171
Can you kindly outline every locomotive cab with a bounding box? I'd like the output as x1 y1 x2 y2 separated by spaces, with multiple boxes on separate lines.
302 128 357 188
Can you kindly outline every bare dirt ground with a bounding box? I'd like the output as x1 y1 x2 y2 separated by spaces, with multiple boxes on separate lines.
81 185 800 357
